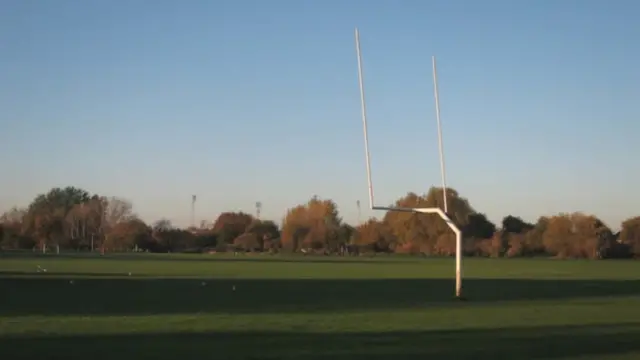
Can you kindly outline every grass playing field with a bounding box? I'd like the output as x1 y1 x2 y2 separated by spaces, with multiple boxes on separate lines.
1 253 640 359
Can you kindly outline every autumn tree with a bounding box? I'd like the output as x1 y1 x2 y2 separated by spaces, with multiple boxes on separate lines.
463 213 496 240
518 216 548 256
0 207 32 249
0 222 30 249
22 187 91 251
104 218 151 251
619 216 640 257
244 219 280 250
231 220 281 252
246 220 279 241
150 219 197 252
6 184 640 259
65 196 104 249
0 207 26 224
191 229 218 250
337 223 355 246
233 233 262 252
542 213 614 259
495 215 536 258
280 205 309 251
502 215 534 234
281 196 343 252
354 218 395 252
382 187 488 255
212 212 254 245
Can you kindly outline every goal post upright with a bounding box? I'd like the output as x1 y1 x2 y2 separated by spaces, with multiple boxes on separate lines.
354 28 463 299
355 27 375 210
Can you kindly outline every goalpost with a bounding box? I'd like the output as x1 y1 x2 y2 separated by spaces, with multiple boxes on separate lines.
354 28 464 299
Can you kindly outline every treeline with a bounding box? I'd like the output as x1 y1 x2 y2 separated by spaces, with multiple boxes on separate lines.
1 186 640 259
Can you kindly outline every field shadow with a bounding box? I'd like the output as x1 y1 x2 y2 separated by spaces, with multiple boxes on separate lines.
2 276 640 316
0 271 162 278
1 323 639 359
0 251 413 265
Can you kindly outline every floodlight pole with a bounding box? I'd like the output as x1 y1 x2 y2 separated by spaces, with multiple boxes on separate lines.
191 195 196 229
355 28 463 299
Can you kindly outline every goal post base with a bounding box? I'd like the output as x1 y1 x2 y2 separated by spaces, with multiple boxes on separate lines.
371 206 463 299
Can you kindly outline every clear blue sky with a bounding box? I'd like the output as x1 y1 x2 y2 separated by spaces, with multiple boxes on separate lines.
1 0 639 229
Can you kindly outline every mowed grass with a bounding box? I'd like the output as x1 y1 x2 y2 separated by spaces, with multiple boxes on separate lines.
2 253 640 359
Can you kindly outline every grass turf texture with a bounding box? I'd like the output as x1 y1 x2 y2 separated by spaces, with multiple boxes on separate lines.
2 254 640 359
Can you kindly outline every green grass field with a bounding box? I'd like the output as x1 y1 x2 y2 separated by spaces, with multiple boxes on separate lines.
2 253 640 359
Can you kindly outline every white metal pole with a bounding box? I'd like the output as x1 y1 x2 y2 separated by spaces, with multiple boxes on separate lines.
355 28 375 209
412 207 462 298
456 228 462 298
432 56 448 214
